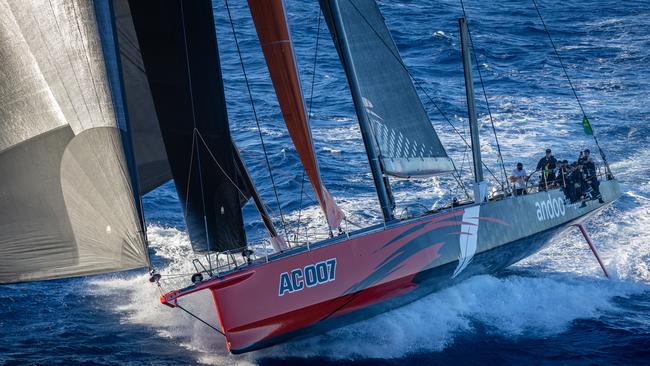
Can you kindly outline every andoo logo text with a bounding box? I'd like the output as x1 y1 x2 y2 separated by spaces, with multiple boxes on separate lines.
278 258 336 296
535 196 566 221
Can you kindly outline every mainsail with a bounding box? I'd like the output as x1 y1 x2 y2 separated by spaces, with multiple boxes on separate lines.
0 0 148 283
248 0 345 230
319 0 454 178
127 0 251 253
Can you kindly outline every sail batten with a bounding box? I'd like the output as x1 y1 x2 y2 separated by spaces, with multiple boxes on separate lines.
319 0 454 178
248 0 344 230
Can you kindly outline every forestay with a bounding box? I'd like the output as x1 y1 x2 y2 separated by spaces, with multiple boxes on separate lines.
320 0 454 178
0 0 148 283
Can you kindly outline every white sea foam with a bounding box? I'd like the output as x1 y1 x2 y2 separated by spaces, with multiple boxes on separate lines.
86 22 650 360
86 103 650 364
88 226 250 365
262 274 645 360
88 188 650 364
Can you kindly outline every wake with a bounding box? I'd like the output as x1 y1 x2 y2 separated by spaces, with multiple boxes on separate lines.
87 192 650 364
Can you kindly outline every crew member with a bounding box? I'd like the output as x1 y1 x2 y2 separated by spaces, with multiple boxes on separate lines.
559 160 570 200
536 148 558 190
570 162 588 202
510 162 528 196
580 149 604 203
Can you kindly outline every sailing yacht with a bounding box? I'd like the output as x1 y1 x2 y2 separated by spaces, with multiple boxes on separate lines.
0 0 620 354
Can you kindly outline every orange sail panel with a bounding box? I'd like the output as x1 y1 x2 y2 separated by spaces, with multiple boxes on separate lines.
248 0 343 229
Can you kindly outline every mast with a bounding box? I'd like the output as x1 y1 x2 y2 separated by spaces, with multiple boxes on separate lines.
459 17 486 203
344 74 396 220
346 74 395 222
321 0 394 222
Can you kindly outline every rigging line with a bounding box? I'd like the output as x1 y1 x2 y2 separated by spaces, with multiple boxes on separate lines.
244 154 388 231
459 0 510 191
531 0 585 116
238 145 337 223
183 130 197 219
194 130 277 228
223 0 289 241
295 9 323 241
308 11 322 124
531 0 611 175
240 146 373 231
238 147 321 208
180 1 211 252
453 73 471 199
427 95 501 186
450 158 471 200
231 149 278 217
294 171 306 243
345 0 503 188
158 272 196 279
455 131 472 199
175 303 225 336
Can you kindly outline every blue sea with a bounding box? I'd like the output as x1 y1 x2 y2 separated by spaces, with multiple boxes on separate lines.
2 0 650 365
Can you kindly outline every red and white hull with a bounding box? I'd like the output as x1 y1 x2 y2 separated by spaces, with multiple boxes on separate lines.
161 180 620 353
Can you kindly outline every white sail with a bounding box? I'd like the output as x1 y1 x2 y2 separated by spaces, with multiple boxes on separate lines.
0 0 148 284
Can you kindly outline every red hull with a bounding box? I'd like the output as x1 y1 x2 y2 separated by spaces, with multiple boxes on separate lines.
160 174 620 354
163 210 469 353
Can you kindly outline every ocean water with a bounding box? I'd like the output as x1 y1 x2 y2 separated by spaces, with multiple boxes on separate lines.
2 0 650 365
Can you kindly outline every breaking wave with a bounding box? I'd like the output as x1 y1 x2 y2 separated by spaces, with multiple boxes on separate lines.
88 191 650 364
85 0 650 364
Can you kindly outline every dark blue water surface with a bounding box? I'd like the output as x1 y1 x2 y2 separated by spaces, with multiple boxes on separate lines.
2 0 650 365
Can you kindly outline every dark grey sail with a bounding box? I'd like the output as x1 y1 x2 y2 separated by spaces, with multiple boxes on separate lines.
0 0 148 284
112 0 172 195
127 0 247 253
319 0 454 178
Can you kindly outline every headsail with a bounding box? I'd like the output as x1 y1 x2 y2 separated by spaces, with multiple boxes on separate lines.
0 0 148 284
112 0 172 195
127 0 248 253
319 0 454 178
248 0 345 230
